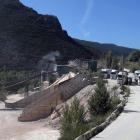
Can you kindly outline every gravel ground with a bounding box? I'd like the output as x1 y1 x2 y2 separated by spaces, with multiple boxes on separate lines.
0 94 60 140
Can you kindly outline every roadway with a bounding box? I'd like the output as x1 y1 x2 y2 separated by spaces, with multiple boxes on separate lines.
90 73 140 140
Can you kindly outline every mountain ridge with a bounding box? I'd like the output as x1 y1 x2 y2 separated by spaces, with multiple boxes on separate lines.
0 0 102 71
74 38 136 58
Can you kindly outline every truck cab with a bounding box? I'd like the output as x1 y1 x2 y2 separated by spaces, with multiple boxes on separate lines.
110 70 118 79
117 72 126 84
134 70 140 82
101 69 110 78
138 74 140 86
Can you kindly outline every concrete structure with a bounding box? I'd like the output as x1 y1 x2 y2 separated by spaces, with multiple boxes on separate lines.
57 65 75 76
18 74 93 121
5 72 96 121
5 72 74 108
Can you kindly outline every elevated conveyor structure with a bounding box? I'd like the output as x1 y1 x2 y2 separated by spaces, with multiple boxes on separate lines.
18 74 94 121
5 72 74 108
5 73 96 121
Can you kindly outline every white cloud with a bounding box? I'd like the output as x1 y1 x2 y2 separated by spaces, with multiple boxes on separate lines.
80 0 94 37
84 31 90 37
81 29 90 37
81 0 94 24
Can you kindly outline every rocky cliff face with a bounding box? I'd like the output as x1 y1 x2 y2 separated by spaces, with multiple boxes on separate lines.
35 15 62 30
43 15 62 30
2 0 62 31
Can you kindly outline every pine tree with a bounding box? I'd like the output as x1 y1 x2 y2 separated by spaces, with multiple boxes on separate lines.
88 73 111 117
111 56 119 69
105 51 113 68
59 96 86 137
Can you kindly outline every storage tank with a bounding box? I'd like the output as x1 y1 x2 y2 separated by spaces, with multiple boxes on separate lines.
57 65 75 76
87 61 97 72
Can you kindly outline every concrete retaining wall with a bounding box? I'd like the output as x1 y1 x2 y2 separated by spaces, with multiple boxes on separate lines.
5 86 53 108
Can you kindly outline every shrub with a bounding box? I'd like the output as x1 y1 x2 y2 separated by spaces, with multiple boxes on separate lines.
59 124 91 140
1 93 7 101
93 115 107 125
124 86 130 97
51 105 56 112
111 98 121 111
111 85 119 100
59 96 87 139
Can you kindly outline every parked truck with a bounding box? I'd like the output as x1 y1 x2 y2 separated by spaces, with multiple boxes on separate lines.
110 70 119 79
101 69 112 78
117 72 127 84
134 70 140 82
138 74 140 86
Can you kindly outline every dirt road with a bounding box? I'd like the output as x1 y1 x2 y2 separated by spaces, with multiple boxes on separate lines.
0 94 60 140
90 73 140 140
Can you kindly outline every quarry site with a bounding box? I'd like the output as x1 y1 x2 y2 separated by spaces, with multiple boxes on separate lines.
0 68 126 140
1 1 140 140
0 56 136 140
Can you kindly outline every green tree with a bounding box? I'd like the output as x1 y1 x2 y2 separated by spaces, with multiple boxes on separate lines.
88 73 111 117
59 96 86 139
111 56 119 69
126 50 140 62
138 58 140 68
105 51 113 68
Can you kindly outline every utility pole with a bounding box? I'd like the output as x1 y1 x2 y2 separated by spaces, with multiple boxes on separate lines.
122 53 124 91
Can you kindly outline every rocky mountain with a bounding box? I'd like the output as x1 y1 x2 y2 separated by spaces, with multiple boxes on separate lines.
0 0 102 71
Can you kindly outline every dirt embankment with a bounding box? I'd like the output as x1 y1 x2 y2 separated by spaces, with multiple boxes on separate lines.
0 94 60 140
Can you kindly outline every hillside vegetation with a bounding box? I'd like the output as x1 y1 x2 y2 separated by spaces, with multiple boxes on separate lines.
0 0 102 71
74 38 135 58
126 50 140 62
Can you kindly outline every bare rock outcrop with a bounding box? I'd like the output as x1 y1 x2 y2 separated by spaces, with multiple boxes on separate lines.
35 15 62 30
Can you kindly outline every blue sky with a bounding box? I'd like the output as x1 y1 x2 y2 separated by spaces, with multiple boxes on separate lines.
19 0 140 49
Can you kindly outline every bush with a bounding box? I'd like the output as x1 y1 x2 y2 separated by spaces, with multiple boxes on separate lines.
87 69 94 77
1 93 7 101
59 96 87 139
59 124 91 140
124 86 130 97
111 85 119 100
93 115 107 125
111 98 121 111
51 105 56 112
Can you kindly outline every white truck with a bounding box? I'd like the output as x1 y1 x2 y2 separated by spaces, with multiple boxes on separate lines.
134 70 140 82
117 72 127 84
138 74 140 86
110 70 118 79
101 69 112 78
